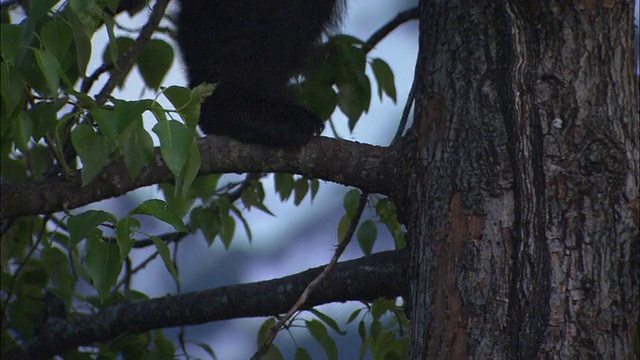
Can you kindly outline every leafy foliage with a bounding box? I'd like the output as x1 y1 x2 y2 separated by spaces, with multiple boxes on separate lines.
256 302 409 359
0 0 405 358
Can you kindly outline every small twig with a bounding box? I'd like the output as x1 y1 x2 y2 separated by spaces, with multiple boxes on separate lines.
44 133 73 177
80 63 114 94
226 173 264 204
392 79 416 145
327 118 343 140
252 192 369 359
131 231 190 248
112 251 159 293
123 257 133 292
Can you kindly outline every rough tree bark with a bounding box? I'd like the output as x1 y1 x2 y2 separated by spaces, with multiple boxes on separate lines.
405 0 638 358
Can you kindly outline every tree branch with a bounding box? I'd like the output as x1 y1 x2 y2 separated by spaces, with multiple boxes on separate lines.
365 6 419 51
1 136 404 220
94 0 170 106
256 191 370 357
4 250 408 360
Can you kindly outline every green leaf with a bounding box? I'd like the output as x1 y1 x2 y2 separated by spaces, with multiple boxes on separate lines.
70 249 91 284
1 63 25 116
102 36 134 66
14 50 47 94
337 215 351 243
274 173 294 201
17 263 49 288
293 177 309 205
9 290 44 339
162 85 191 109
310 179 320 200
257 317 276 346
116 216 140 259
358 320 366 341
68 210 116 246
86 236 122 301
90 108 119 145
101 36 134 87
357 220 377 255
151 236 179 282
262 346 284 360
178 141 201 198
41 247 75 305
219 214 235 249
369 319 382 341
256 319 284 360
190 206 220 246
338 75 372 131
152 119 195 176
28 145 55 180
29 98 66 140
371 298 395 319
103 14 118 67
113 99 152 133
131 199 188 232
151 330 176 359
297 82 338 120
72 26 92 76
305 319 338 360
159 183 196 218
376 198 406 250
295 348 312 360
346 308 363 324
41 18 74 66
309 308 347 335
241 186 260 209
71 123 111 185
371 58 397 103
12 111 32 153
343 189 361 219
190 341 217 359
26 0 58 26
137 39 174 90
0 24 23 64
191 82 216 104
121 123 155 179
69 89 97 109
190 174 221 199
34 49 62 94
163 85 207 129
230 205 253 242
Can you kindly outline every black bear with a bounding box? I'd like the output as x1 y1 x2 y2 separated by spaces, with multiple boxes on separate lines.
177 0 345 147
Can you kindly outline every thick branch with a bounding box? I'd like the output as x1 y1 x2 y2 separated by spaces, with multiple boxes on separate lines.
5 250 408 360
1 136 403 219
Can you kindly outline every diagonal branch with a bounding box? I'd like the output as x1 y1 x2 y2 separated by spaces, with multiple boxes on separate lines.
1 136 405 220
95 0 170 106
4 250 408 360
255 191 370 358
365 6 420 51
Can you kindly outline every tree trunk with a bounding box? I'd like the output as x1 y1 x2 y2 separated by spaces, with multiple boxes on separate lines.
405 1 638 358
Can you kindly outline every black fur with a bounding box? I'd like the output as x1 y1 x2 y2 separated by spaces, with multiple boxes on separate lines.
177 0 344 147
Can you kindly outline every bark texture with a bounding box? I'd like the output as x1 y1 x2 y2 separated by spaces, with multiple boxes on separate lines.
407 0 638 358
